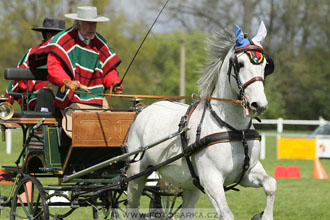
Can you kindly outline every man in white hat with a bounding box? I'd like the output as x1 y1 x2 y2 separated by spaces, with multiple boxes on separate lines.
4 18 66 111
30 6 123 138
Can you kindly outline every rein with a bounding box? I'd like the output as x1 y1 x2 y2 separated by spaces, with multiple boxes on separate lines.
73 90 243 104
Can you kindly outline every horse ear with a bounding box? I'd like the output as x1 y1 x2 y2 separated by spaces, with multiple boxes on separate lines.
252 21 267 47
234 24 249 50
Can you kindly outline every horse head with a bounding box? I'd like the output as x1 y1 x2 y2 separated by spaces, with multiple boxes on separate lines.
227 21 274 115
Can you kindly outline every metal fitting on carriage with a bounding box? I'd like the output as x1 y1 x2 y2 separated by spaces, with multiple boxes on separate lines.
0 96 14 120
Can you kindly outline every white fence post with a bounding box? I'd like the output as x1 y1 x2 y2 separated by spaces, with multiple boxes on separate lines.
260 133 266 160
6 129 12 154
319 116 326 126
277 118 283 133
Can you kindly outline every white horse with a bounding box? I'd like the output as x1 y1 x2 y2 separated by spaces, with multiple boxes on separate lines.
125 21 276 220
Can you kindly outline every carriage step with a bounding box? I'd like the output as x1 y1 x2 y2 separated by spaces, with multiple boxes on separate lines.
28 145 44 150
0 168 17 182
27 133 44 150
1 166 22 173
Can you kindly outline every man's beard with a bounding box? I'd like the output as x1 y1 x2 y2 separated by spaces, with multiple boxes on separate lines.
85 33 95 40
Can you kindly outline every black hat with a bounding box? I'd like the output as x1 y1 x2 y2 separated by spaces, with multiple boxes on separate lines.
31 18 66 32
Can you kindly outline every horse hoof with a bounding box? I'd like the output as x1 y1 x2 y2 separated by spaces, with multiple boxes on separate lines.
251 211 264 220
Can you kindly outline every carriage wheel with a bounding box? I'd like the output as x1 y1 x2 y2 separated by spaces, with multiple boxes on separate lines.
10 175 49 220
47 191 76 219
147 180 182 219
92 190 127 220
149 192 181 219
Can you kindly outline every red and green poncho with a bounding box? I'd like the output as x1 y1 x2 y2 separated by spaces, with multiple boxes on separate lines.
5 42 48 110
31 27 121 109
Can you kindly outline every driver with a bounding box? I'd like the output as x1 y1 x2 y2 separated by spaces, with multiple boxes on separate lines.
30 6 123 138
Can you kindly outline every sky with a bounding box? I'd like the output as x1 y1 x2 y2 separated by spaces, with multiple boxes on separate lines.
117 0 179 33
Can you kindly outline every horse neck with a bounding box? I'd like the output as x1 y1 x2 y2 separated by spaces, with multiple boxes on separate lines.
210 62 251 130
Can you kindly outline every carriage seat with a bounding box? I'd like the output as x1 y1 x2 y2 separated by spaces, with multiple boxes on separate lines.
4 68 57 118
13 111 54 118
4 68 47 81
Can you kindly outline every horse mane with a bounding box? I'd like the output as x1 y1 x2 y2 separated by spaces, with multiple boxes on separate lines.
197 30 234 98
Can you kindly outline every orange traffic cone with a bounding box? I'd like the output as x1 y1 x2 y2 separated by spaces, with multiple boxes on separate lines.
18 181 32 203
313 158 328 179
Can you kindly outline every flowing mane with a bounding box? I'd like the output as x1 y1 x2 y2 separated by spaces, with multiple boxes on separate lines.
197 30 234 98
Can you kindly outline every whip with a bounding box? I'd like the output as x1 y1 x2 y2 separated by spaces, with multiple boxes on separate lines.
118 0 170 86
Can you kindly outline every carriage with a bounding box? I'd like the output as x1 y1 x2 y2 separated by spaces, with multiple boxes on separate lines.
1 21 276 220
0 67 184 219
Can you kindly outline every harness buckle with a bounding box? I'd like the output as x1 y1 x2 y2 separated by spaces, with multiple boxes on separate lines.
179 115 187 129
241 131 247 145
240 95 247 109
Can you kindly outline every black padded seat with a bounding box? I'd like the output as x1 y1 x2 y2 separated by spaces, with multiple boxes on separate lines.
13 111 54 118
4 68 58 118
4 68 47 80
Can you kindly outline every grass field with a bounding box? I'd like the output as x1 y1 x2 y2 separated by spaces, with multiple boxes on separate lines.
1 129 330 219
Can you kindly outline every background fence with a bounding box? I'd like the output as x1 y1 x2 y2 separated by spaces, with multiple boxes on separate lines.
3 117 330 160
255 117 329 160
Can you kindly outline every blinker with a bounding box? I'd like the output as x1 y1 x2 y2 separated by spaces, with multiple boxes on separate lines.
264 55 275 76
235 47 275 77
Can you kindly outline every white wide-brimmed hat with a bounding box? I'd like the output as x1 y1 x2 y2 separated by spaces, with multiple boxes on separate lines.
65 6 110 22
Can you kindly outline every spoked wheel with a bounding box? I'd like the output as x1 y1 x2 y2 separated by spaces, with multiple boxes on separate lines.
47 191 76 220
146 180 183 219
10 175 49 220
92 190 127 220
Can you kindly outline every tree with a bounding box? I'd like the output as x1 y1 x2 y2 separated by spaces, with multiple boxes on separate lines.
151 32 207 99
1 0 329 119
0 0 62 97
147 0 330 120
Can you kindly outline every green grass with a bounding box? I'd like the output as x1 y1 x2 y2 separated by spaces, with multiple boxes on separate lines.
1 129 330 219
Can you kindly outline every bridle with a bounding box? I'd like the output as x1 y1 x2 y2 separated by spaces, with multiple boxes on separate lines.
227 44 274 109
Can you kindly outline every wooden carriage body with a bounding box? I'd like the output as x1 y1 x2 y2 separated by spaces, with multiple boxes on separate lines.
0 68 181 220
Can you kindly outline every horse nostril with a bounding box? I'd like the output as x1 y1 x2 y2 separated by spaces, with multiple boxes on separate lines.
250 102 267 114
251 102 259 109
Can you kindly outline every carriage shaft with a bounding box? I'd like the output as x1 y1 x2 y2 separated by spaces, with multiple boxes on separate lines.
61 127 189 183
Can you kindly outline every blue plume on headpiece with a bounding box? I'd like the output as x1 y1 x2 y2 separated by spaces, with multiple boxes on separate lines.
234 24 250 50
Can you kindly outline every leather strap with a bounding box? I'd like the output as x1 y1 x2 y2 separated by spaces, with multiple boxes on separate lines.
74 91 243 104
189 130 261 153
178 102 205 192
235 45 264 53
242 77 264 89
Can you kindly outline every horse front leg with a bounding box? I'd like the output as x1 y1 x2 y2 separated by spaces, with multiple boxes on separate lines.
200 173 234 220
126 162 148 220
240 161 277 220
180 189 201 220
